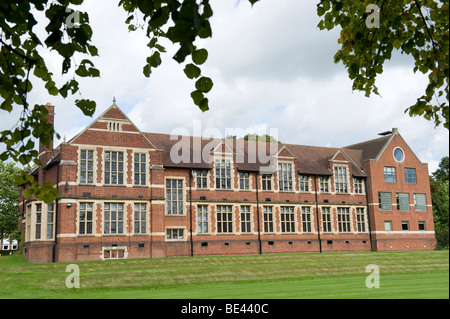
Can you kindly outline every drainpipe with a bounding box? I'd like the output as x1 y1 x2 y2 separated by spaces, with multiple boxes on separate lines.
255 172 262 255
189 169 194 257
53 161 60 263
364 178 374 251
314 175 322 253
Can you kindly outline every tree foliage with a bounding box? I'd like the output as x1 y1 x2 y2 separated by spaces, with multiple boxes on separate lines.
317 0 449 129
430 156 449 249
0 161 21 244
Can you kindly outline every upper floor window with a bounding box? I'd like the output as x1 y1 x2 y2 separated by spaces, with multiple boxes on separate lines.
405 168 417 184
414 193 427 212
80 150 94 184
353 178 364 194
396 193 410 211
196 170 208 189
261 174 272 191
215 159 231 190
239 172 250 190
134 153 146 186
319 176 329 193
166 179 184 215
105 151 124 185
278 163 293 192
393 148 404 162
379 192 392 211
384 166 396 183
334 166 348 193
299 175 309 192
108 121 122 131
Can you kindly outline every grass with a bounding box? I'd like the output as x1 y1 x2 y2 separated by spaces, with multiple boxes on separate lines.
0 250 448 299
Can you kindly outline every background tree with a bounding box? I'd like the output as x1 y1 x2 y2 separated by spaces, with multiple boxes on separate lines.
430 156 449 249
1 0 448 203
0 161 21 249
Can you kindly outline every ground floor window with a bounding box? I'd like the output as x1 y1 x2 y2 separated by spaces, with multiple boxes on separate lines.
337 207 351 233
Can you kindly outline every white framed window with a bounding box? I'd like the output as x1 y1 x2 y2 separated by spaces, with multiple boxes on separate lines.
384 166 396 183
80 150 94 184
134 203 147 234
239 172 250 190
261 174 272 191
35 204 42 240
104 151 124 185
301 207 312 233
319 176 329 193
240 206 252 233
79 202 93 235
196 170 209 189
263 206 274 233
166 179 184 215
299 175 309 192
278 163 293 192
322 207 332 233
134 153 146 186
281 206 295 233
353 178 364 194
217 205 233 233
166 228 185 241
337 207 351 233
215 159 232 189
197 205 209 234
356 208 366 232
334 166 348 193
104 203 124 235
46 204 54 239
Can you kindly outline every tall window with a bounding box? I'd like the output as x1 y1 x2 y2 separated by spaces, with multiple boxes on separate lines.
334 166 348 193
134 153 146 185
356 208 366 232
134 203 147 234
240 206 251 233
353 178 364 194
197 205 209 234
47 204 54 239
322 207 332 233
239 172 250 190
281 206 295 233
35 204 42 239
299 175 309 192
278 163 293 192
105 151 124 185
396 193 410 211
337 207 351 233
261 174 272 191
263 206 274 233
80 150 94 184
166 179 184 215
215 159 232 189
301 207 312 233
405 168 417 184
196 170 208 189
104 203 124 235
79 202 93 235
384 166 396 183
319 176 329 193
217 205 233 233
414 193 427 211
378 192 392 211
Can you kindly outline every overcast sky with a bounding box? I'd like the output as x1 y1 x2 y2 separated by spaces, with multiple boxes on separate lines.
1 0 448 173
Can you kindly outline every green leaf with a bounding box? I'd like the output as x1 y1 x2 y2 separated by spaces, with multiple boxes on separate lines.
143 64 152 78
184 63 201 79
192 48 208 65
75 99 96 116
195 76 213 93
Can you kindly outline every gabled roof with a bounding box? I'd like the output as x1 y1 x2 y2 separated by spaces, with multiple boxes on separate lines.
345 135 392 162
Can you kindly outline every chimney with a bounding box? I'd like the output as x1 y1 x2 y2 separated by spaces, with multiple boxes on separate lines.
392 127 398 134
39 103 55 165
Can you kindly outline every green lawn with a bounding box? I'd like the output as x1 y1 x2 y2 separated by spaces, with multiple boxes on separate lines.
0 250 448 299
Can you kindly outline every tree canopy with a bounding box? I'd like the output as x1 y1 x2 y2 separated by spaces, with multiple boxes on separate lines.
1 0 448 201
0 161 21 244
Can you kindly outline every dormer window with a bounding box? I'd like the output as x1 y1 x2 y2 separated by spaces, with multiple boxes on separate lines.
108 121 122 131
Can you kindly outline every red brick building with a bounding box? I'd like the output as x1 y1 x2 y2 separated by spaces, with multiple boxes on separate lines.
19 102 436 262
